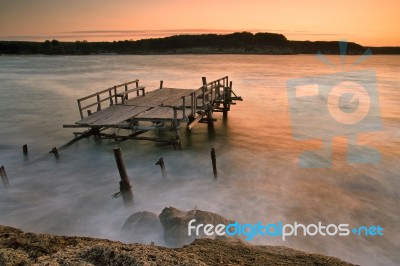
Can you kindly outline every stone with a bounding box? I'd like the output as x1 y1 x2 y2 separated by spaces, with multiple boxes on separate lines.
122 211 164 245
159 207 233 247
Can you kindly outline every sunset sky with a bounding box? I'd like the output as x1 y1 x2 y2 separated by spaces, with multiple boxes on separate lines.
0 0 399 46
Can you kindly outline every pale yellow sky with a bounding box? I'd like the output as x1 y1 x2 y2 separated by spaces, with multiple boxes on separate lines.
0 0 399 46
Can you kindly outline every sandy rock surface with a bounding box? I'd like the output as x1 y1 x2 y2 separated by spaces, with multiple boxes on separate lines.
0 224 356 266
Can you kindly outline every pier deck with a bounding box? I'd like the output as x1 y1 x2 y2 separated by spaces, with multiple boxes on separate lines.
63 76 242 149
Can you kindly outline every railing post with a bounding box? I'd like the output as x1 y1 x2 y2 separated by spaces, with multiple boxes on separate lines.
202 77 207 86
210 84 213 103
190 92 194 117
96 94 101 111
182 96 186 118
77 100 83 119
109 90 113 106
202 86 206 106
113 86 117 104
194 91 197 112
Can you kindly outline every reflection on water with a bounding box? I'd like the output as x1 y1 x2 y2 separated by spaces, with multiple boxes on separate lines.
0 55 399 265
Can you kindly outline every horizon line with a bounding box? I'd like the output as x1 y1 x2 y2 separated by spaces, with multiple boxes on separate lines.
0 29 398 47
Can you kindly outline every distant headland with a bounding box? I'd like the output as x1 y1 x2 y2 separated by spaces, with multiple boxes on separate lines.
1 31 399 55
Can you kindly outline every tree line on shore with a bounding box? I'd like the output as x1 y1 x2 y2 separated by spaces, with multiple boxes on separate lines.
0 32 399 55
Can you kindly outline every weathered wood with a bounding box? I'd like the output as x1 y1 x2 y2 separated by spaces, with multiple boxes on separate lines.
187 111 206 130
23 144 28 156
49 147 60 160
207 105 214 127
77 100 83 119
113 147 134 207
155 157 167 178
96 94 101 111
0 166 9 187
64 76 242 148
63 124 91 128
59 129 96 151
116 86 146 104
211 148 217 179
76 105 150 126
202 77 207 86
109 90 113 106
77 79 140 118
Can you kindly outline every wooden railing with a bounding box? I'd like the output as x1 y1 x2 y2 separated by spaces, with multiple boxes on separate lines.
180 76 230 120
77 79 145 119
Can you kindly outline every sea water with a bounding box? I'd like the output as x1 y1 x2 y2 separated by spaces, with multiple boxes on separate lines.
0 54 399 265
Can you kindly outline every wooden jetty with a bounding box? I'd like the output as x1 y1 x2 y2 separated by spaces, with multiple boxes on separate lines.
62 76 242 149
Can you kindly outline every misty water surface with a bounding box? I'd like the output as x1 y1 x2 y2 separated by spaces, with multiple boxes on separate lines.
0 54 399 265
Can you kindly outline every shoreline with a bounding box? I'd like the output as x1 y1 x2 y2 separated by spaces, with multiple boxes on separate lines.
0 224 356 265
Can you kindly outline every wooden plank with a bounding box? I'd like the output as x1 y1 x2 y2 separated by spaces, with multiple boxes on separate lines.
124 88 195 108
134 106 190 120
187 111 206 130
76 105 149 126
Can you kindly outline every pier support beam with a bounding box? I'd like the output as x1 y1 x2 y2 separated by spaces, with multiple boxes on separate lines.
113 147 134 207
155 157 167 178
49 147 60 160
0 166 9 187
22 144 28 157
211 148 217 179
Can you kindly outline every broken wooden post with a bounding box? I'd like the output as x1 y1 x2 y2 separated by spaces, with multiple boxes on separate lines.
49 147 60 160
202 77 207 86
0 166 9 187
113 147 134 207
159 80 163 89
22 144 28 157
211 148 217 179
155 157 167 178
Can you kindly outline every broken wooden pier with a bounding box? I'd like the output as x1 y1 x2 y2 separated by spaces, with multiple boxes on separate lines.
62 76 242 149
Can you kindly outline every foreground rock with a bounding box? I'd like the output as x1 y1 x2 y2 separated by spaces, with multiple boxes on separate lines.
0 225 356 266
122 211 164 244
159 207 233 247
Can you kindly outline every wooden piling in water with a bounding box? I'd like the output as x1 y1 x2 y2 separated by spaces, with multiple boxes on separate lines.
0 166 9 187
113 147 134 207
155 157 167 178
22 144 28 157
49 147 60 160
211 148 217 179
207 105 214 127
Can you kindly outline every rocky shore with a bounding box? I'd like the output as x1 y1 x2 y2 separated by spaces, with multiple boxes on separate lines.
0 207 357 265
